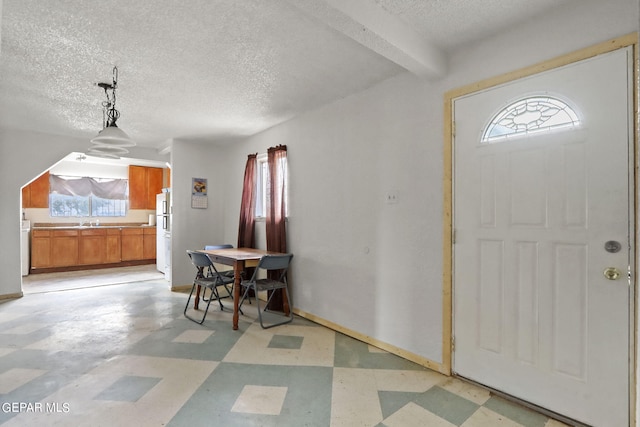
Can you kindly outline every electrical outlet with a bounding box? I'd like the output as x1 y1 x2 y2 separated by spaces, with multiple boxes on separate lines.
386 193 398 204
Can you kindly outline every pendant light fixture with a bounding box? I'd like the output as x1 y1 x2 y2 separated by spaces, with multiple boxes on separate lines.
87 66 135 158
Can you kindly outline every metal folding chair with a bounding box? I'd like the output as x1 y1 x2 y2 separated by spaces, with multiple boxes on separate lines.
238 254 294 329
184 250 235 324
201 244 235 302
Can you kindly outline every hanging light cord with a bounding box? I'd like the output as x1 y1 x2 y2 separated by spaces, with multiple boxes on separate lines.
88 65 134 158
99 66 120 128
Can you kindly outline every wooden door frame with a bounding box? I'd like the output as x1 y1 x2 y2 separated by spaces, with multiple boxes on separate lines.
442 32 638 419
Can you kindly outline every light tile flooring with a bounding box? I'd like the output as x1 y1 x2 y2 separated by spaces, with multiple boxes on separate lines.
0 268 571 426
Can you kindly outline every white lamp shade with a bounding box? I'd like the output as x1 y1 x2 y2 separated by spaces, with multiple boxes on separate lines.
86 148 122 159
90 125 136 147
87 143 131 159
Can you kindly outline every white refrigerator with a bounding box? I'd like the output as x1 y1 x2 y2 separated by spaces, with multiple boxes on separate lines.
156 191 171 276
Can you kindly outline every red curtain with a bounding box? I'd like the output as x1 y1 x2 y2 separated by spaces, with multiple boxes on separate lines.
237 154 257 249
266 145 288 310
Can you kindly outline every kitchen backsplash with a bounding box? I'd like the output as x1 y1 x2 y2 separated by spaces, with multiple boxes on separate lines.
24 208 155 225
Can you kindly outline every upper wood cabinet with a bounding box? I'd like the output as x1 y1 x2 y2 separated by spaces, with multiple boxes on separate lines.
128 166 146 209
129 166 164 210
147 167 163 209
22 171 50 208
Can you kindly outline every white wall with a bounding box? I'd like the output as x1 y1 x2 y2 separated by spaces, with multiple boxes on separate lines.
220 74 443 361
215 0 638 365
169 139 231 288
0 128 167 297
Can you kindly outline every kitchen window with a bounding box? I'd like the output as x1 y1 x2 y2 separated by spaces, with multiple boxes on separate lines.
49 175 127 217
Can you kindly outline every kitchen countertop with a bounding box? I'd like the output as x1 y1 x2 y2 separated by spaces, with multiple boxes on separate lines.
32 223 156 230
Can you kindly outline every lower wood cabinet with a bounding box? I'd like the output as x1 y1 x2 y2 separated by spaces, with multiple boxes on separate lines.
51 230 79 267
121 227 156 261
106 229 121 263
143 227 156 260
31 230 52 268
79 229 106 265
31 226 157 271
121 228 144 261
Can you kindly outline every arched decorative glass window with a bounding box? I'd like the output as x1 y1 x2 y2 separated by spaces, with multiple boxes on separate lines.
482 96 580 143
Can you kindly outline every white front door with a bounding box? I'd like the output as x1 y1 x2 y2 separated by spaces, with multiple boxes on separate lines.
453 47 633 427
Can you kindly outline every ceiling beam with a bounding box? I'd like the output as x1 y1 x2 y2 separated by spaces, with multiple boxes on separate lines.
286 0 446 79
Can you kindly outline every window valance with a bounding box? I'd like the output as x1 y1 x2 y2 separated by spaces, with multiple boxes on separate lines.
49 174 128 199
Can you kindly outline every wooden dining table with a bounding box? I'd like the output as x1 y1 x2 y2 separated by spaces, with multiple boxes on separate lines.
196 247 289 330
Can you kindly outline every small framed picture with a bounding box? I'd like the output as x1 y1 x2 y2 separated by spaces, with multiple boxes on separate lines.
192 178 208 209
192 178 207 196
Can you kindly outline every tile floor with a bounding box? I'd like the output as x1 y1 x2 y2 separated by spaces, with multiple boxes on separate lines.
1 269 570 426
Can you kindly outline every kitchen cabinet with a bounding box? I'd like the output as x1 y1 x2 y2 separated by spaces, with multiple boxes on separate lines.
51 229 79 267
22 171 50 208
129 166 163 210
143 227 156 260
106 228 121 263
79 229 107 265
121 227 156 261
31 229 52 268
31 226 156 271
121 228 144 261
128 166 147 210
147 168 163 209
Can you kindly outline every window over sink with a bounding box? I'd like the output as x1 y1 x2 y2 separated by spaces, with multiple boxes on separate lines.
49 174 128 217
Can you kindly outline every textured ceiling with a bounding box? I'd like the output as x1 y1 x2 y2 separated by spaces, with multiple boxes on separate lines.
0 0 582 149
373 0 565 50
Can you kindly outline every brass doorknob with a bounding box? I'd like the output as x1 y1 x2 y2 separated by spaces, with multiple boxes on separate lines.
603 267 621 280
